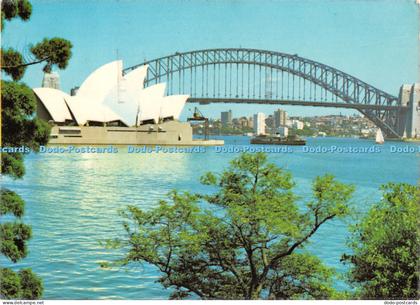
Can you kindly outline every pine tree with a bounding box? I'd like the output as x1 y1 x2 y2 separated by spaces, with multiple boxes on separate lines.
1 0 72 299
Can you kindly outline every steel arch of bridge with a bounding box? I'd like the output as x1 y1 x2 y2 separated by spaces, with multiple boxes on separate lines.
124 48 405 138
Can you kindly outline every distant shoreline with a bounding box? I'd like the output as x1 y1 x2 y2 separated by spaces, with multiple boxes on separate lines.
196 133 420 142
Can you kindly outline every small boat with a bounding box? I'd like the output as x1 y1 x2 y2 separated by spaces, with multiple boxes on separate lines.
250 134 306 145
375 129 384 144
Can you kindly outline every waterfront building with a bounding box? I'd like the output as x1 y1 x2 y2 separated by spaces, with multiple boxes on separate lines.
292 120 304 130
253 112 266 135
42 71 60 90
277 126 288 137
221 110 232 126
33 60 223 146
274 108 287 127
35 61 188 127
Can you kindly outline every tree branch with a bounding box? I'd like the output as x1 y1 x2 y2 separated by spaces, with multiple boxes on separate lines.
1 56 50 69
257 213 336 286
211 244 247 293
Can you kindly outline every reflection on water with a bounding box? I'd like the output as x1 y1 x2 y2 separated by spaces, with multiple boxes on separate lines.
1 137 418 299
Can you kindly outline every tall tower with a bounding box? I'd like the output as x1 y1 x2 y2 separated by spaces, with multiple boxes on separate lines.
42 71 60 90
253 113 266 135
221 110 232 126
398 83 420 139
274 109 287 128
406 84 420 138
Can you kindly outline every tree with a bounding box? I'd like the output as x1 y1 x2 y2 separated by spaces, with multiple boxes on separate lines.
1 0 72 299
0 189 44 299
105 153 354 299
342 183 419 300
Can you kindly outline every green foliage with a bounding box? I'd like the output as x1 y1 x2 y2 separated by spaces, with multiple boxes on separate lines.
1 80 51 178
108 153 354 299
0 1 72 299
31 37 73 73
0 268 43 300
0 189 30 264
268 253 339 300
1 38 72 80
0 268 20 299
1 48 26 80
17 0 32 20
2 80 36 119
1 0 32 34
310 174 353 218
343 183 419 300
0 187 41 299
18 269 43 299
294 125 315 137
1 3 72 79
0 222 32 263
1 189 25 217
1 0 32 27
1 152 25 179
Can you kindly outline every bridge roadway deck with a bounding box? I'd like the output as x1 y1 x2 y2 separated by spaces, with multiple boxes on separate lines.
188 98 404 111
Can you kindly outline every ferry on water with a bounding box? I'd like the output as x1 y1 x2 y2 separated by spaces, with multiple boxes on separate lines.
250 134 306 146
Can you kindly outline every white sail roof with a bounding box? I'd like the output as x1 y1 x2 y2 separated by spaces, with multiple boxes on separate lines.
102 65 149 126
137 83 166 124
33 88 73 122
161 95 189 120
64 96 125 126
76 60 123 104
125 65 148 90
34 61 188 127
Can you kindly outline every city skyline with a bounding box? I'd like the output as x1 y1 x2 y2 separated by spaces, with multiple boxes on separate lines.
204 107 378 138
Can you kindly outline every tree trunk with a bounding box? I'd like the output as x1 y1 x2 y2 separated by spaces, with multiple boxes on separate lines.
249 282 263 300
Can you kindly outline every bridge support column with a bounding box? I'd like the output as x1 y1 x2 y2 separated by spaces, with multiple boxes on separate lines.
397 84 411 136
404 83 420 139
398 83 420 139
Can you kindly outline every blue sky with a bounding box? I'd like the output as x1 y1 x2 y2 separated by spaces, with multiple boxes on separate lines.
3 0 418 119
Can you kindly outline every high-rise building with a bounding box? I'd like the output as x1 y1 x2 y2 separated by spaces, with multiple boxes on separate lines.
253 112 266 135
265 115 274 128
248 116 254 128
42 71 60 90
221 110 232 126
274 109 287 127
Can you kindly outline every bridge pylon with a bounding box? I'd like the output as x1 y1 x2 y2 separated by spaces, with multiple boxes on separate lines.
397 83 420 139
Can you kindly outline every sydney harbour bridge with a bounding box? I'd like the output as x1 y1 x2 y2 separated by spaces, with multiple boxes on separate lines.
124 48 409 138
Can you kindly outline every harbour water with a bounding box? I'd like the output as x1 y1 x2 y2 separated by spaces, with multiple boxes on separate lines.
1 136 418 299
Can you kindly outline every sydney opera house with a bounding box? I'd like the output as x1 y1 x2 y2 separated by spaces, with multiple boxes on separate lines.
34 61 223 146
